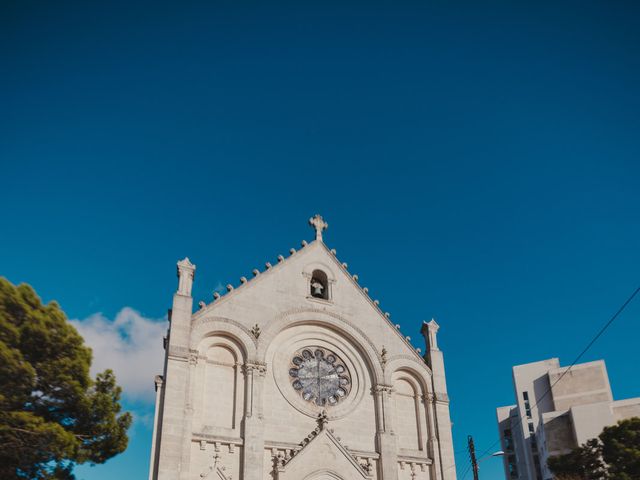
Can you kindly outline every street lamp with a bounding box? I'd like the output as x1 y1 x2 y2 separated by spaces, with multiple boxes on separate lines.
479 451 505 464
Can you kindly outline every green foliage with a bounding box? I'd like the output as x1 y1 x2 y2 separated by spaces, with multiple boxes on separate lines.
548 417 640 480
0 278 132 479
548 439 606 480
601 417 640 480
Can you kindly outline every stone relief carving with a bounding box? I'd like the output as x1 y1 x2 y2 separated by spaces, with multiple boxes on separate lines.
250 323 261 339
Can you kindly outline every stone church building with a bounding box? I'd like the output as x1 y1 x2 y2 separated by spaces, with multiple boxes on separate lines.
149 216 457 480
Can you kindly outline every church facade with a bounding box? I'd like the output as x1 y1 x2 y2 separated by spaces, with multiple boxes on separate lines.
149 216 457 480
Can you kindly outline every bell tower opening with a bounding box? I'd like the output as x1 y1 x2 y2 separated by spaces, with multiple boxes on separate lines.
310 269 329 300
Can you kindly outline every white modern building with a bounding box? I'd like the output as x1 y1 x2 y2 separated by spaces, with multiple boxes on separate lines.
496 358 640 480
149 216 457 480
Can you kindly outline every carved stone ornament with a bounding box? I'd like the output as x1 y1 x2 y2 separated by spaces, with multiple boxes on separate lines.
244 362 267 376
188 351 199 366
380 346 388 367
373 384 394 395
250 323 261 339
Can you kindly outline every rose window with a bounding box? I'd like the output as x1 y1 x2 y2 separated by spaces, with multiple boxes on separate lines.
289 348 351 406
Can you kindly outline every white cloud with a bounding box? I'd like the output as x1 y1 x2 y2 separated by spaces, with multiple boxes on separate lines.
71 307 167 404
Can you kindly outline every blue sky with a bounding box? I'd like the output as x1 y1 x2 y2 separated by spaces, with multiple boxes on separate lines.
2 1 640 478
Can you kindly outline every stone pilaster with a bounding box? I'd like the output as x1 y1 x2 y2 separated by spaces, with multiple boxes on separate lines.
178 351 199 480
422 393 443 480
242 362 267 480
374 384 397 480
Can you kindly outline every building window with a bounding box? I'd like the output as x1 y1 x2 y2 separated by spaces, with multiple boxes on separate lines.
503 429 514 451
523 391 532 418
310 270 329 300
508 455 518 478
528 422 535 434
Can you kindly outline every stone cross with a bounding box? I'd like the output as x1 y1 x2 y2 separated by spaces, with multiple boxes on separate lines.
309 214 328 241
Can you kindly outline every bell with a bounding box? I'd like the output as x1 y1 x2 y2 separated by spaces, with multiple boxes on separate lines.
311 280 324 296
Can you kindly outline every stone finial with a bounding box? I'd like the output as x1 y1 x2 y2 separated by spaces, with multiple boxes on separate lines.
250 323 261 339
277 255 284 262
198 301 206 309
317 410 329 430
213 292 221 300
240 276 248 284
421 318 440 355
226 284 234 292
289 248 296 254
177 257 196 296
309 214 328 241
252 269 260 276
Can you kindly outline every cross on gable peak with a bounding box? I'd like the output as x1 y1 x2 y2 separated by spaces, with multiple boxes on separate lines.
309 214 328 241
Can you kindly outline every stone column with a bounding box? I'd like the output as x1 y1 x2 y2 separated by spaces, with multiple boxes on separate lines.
149 375 164 480
242 362 266 480
374 384 398 480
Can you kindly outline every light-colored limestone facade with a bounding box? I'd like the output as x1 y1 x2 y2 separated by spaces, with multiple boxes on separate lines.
149 216 457 480
496 358 640 480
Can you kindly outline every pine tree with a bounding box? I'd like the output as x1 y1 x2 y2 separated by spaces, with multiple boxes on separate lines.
0 278 131 479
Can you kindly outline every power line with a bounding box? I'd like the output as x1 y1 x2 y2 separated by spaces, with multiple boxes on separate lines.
476 285 640 461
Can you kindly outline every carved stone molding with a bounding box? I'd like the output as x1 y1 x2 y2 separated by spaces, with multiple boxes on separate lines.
434 392 449 404
189 350 199 366
422 393 435 404
266 307 385 378
167 345 190 360
190 315 258 348
243 361 267 376
372 384 394 394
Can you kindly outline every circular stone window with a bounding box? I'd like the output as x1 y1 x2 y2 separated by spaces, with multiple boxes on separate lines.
289 348 351 407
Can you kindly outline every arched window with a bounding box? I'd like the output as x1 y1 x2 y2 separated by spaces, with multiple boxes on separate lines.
310 270 329 300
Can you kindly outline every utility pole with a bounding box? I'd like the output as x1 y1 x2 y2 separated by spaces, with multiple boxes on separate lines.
468 435 479 480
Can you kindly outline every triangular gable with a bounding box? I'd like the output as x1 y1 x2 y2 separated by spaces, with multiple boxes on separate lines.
274 414 371 480
192 237 426 367
200 453 232 480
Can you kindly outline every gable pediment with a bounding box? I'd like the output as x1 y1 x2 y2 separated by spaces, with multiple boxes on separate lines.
191 236 428 369
274 419 372 480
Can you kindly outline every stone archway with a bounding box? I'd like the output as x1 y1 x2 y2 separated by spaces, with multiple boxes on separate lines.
304 472 345 480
